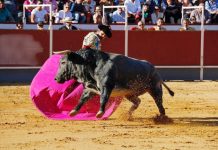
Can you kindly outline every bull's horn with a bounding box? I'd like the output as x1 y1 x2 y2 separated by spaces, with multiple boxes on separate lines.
53 50 71 54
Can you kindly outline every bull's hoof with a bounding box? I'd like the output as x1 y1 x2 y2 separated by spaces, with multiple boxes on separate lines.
96 111 104 118
69 110 78 117
152 114 173 124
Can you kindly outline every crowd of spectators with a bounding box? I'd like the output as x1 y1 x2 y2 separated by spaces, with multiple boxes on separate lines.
0 0 218 25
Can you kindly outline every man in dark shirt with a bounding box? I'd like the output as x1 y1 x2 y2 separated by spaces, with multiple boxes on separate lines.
58 17 78 30
0 0 15 23
71 0 87 23
164 0 181 24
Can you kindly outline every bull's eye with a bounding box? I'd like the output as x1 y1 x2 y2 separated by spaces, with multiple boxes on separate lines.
61 62 66 65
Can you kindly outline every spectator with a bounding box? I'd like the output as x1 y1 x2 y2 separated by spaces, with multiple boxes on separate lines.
179 18 195 31
4 0 18 21
24 0 38 23
112 7 125 23
55 2 73 23
164 0 182 24
57 0 68 11
131 20 147 30
82 0 96 23
144 0 166 13
16 20 23 29
93 6 102 24
31 0 48 23
149 17 167 30
205 0 218 23
99 0 113 8
114 0 119 5
43 0 58 14
16 0 23 21
124 0 142 23
192 0 205 6
142 4 152 23
82 24 112 50
99 0 113 23
37 21 44 30
59 17 78 30
43 0 58 23
71 0 87 23
0 0 15 22
182 0 193 19
190 3 211 24
151 5 164 24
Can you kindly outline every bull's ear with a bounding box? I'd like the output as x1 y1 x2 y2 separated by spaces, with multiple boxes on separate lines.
68 52 85 64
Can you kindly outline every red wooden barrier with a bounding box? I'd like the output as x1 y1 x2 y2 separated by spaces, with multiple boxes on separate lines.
0 30 49 66
204 31 218 65
0 30 217 66
127 31 201 65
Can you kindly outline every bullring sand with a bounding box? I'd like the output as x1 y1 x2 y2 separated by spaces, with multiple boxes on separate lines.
0 82 217 150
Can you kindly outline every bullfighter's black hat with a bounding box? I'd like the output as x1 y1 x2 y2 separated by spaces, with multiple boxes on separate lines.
98 24 112 38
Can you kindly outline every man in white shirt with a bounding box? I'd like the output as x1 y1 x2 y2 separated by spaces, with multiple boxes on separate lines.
124 0 141 23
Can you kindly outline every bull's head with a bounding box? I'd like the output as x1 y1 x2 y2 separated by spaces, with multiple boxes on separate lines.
55 51 85 83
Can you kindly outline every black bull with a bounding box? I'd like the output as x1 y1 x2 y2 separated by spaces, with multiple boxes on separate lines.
55 49 174 118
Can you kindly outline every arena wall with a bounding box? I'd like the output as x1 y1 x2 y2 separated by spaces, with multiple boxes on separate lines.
0 30 217 82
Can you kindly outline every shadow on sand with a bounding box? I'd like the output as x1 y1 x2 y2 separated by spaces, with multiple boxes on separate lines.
109 116 218 127
173 117 218 126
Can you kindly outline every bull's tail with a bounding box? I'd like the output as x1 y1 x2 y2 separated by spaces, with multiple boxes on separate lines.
161 81 174 96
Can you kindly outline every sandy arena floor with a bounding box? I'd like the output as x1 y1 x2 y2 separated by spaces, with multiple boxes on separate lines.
0 81 217 150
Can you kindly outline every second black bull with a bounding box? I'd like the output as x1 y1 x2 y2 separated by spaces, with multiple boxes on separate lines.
55 49 174 118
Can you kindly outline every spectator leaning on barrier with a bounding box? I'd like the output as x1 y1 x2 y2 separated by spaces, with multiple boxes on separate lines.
179 18 195 31
131 20 147 30
37 21 44 30
205 0 218 23
58 17 78 30
55 2 73 23
190 3 211 24
16 20 23 29
149 17 167 31
0 0 15 23
112 7 125 23
124 0 142 23
82 24 112 50
31 0 48 23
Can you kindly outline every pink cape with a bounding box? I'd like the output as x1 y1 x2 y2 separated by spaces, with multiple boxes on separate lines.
30 54 122 120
